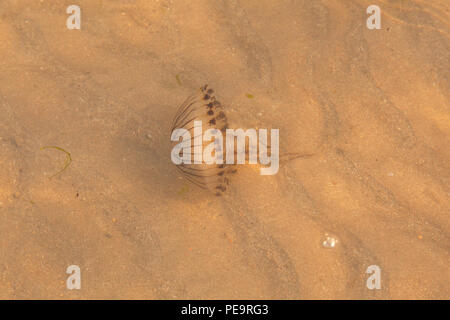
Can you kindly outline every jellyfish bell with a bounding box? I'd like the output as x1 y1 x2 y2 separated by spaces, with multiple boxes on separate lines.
170 85 234 196
170 85 283 195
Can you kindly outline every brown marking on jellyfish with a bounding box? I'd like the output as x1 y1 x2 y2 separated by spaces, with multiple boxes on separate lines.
209 118 216 126
216 112 226 120
216 185 226 192
207 110 214 116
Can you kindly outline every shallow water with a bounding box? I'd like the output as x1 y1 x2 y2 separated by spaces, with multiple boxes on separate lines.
0 0 449 299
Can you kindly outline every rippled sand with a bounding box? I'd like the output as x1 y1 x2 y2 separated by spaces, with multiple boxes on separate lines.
0 0 449 299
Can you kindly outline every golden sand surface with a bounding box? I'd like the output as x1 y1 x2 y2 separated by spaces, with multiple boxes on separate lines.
0 0 448 299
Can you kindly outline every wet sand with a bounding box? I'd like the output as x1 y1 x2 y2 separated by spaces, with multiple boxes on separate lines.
0 0 449 299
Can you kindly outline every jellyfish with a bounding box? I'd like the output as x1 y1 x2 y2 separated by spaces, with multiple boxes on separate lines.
170 85 236 196
170 85 313 196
